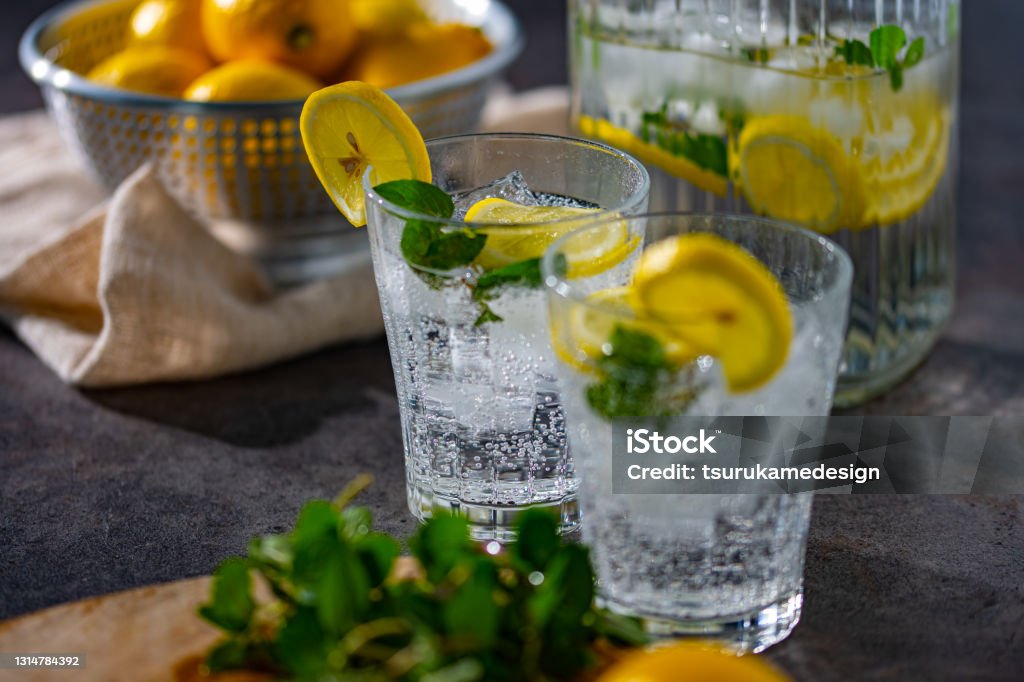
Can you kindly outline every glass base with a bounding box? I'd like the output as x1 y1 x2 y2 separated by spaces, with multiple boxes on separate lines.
600 589 803 654
407 484 581 542
834 325 944 408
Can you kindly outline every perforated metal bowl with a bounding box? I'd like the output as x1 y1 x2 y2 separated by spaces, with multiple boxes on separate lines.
20 0 523 222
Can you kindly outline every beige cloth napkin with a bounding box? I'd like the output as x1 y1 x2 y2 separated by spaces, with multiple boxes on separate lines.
0 111 382 387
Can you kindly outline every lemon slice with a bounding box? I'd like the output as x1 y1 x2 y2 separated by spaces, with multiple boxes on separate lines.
300 81 431 226
735 115 868 233
579 115 728 197
464 197 635 277
631 233 793 393
552 287 700 376
862 96 950 225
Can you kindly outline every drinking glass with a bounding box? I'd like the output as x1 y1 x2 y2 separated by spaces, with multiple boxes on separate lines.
543 213 853 651
363 133 649 540
570 0 959 405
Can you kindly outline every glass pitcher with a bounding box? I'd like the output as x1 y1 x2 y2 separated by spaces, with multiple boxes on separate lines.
569 0 960 406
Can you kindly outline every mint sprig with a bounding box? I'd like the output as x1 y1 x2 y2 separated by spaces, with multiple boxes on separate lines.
375 180 486 272
835 24 925 91
585 325 698 419
640 107 728 177
198 477 648 681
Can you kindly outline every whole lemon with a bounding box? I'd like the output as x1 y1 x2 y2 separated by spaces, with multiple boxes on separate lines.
597 642 792 682
184 60 322 102
87 46 211 97
343 23 492 89
350 0 428 37
128 0 207 56
201 0 357 79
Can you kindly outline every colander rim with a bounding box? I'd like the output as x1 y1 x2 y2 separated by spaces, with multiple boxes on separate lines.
18 0 524 111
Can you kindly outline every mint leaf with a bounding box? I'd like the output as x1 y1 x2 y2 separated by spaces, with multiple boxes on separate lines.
377 179 487 273
640 108 728 177
409 514 475 584
374 179 453 218
356 533 401 587
513 511 560 571
585 325 698 419
274 606 330 679
474 303 502 326
473 258 543 301
741 46 772 64
836 25 924 92
199 558 254 634
204 639 250 673
443 558 500 646
835 39 874 67
888 62 904 91
869 24 907 69
903 36 925 68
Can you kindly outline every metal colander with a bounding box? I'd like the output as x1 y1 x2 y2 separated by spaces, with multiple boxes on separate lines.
19 0 523 222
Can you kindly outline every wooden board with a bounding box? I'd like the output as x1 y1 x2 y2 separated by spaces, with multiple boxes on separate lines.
0 577 223 682
0 559 624 682
0 557 414 682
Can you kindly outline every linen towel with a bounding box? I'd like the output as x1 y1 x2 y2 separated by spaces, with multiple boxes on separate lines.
0 111 382 387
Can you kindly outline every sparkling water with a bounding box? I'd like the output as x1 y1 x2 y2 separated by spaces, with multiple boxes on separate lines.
561 322 831 634
545 213 851 651
570 0 959 404
370 173 611 538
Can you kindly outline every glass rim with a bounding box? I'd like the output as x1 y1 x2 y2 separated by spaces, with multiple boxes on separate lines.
361 131 650 231
541 211 854 318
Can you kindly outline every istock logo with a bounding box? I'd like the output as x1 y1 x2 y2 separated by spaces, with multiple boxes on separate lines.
626 428 717 455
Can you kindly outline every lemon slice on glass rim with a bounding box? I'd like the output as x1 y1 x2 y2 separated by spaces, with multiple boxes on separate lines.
629 233 793 393
300 81 431 227
464 197 638 278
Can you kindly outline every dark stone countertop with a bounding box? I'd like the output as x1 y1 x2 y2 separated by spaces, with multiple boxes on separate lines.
1 1 1022 680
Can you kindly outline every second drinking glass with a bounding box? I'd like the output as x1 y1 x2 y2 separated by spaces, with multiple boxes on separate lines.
363 133 649 540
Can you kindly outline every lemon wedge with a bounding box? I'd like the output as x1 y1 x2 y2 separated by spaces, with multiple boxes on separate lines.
735 115 868 233
464 197 636 277
630 233 793 393
300 81 431 226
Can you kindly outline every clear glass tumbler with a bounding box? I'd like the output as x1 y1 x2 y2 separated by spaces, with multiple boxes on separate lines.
570 0 959 406
543 213 853 652
363 133 649 540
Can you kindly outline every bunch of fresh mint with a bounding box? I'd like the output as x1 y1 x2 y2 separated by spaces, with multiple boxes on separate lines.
198 477 647 681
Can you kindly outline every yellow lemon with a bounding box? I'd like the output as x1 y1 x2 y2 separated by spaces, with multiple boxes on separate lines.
350 0 428 37
631 233 793 393
184 60 322 102
128 0 207 56
578 115 729 197
201 0 357 79
861 92 950 225
342 23 492 89
464 198 636 277
734 115 868 233
562 287 699 366
597 641 792 682
86 47 211 98
300 81 431 226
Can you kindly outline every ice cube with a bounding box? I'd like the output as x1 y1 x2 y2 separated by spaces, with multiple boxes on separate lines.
451 171 540 219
